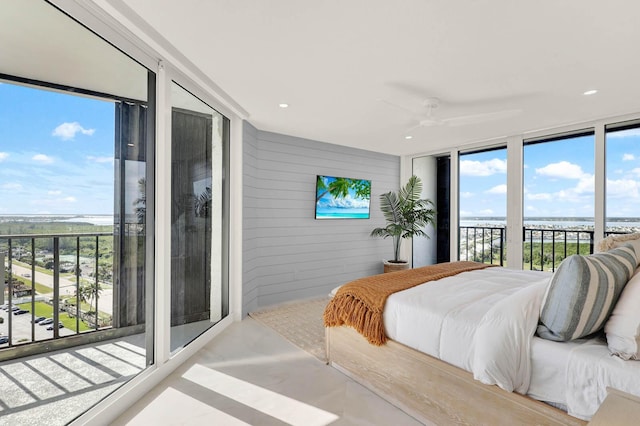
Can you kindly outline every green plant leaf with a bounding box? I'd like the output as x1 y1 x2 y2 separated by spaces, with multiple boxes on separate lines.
370 175 436 262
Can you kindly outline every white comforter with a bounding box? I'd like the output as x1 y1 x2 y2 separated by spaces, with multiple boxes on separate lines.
383 267 551 393
383 266 640 419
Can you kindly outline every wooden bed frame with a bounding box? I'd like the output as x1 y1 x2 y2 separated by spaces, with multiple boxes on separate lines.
326 325 586 425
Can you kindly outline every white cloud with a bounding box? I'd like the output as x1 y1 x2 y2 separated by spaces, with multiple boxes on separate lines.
460 191 474 198
478 209 494 215
63 196 77 202
32 154 54 164
52 122 95 140
459 158 507 176
607 178 640 198
485 184 507 195
574 174 595 194
325 194 368 209
608 128 640 139
536 161 586 179
1 183 22 190
0 152 8 162
632 168 640 177
87 156 113 164
48 190 62 195
554 188 592 204
623 153 635 161
527 192 552 201
459 210 473 216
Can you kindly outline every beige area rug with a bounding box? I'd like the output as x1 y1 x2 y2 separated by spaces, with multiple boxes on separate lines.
249 297 331 363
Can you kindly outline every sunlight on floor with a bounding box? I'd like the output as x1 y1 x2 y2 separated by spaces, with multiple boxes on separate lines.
206 350 312 369
182 364 340 426
138 387 252 426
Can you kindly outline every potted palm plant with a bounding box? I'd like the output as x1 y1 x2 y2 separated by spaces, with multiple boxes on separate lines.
371 175 436 272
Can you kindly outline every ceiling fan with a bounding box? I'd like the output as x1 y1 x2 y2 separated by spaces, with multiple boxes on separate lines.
380 97 521 133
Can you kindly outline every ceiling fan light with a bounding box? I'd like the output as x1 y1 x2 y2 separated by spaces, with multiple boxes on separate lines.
405 135 413 140
583 89 598 96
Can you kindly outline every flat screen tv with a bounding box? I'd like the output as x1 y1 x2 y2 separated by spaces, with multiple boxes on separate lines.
315 175 371 219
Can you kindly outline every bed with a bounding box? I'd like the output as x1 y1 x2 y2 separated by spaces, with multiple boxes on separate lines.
324 251 640 425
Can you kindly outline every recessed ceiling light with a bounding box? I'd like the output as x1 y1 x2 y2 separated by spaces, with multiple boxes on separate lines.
278 103 289 108
405 135 413 140
583 89 598 96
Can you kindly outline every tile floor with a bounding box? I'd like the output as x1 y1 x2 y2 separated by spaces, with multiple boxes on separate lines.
114 318 422 425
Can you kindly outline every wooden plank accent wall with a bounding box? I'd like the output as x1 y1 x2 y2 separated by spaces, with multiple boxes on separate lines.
242 121 400 315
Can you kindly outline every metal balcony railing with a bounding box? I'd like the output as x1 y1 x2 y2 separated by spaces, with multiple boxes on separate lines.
0 232 112 350
459 226 505 266
459 225 629 272
458 226 627 271
522 228 594 272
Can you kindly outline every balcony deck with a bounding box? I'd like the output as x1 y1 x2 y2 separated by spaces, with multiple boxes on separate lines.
0 332 145 425
0 230 149 423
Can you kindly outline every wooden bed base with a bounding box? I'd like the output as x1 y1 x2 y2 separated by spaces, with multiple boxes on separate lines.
326 326 586 426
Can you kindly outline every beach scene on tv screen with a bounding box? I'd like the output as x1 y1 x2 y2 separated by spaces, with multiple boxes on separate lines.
316 175 371 219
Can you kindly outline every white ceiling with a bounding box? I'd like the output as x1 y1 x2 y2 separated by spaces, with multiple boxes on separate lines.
120 0 640 156
1 0 147 101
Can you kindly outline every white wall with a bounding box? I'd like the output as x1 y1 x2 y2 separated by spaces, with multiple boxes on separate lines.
412 156 438 267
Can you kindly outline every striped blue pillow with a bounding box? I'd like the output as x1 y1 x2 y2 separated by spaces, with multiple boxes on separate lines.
537 244 637 342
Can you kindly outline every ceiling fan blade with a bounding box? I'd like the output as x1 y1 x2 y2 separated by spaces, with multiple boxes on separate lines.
440 109 521 126
378 98 420 116
405 117 443 135
405 123 423 134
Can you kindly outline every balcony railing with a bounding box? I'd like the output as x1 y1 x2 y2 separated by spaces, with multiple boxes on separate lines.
459 226 630 272
459 226 505 266
522 228 594 272
0 232 113 351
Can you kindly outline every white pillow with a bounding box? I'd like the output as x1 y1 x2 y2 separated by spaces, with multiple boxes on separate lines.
605 268 640 360
598 233 640 266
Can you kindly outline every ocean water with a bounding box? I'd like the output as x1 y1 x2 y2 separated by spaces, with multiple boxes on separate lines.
59 215 114 226
0 215 114 226
316 212 370 219
316 207 370 219
460 218 640 229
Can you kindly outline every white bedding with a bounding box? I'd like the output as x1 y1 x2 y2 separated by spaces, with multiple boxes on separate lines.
383 268 550 386
528 336 589 405
383 267 551 371
382 266 640 419
566 337 640 420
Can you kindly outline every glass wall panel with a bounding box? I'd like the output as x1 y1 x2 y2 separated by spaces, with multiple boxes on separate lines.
170 82 228 353
0 1 154 423
458 147 507 265
605 122 640 234
523 131 594 271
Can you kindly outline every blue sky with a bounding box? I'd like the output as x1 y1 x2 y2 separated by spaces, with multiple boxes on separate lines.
0 82 115 215
3 80 639 219
459 130 640 218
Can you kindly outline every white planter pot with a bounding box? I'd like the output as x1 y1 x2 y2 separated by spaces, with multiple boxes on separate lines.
383 260 410 273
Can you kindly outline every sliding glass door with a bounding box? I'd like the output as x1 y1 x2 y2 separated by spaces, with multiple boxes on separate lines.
0 1 154 422
170 82 229 353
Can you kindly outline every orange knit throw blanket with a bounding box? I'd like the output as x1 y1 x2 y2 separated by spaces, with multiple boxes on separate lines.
323 261 496 346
